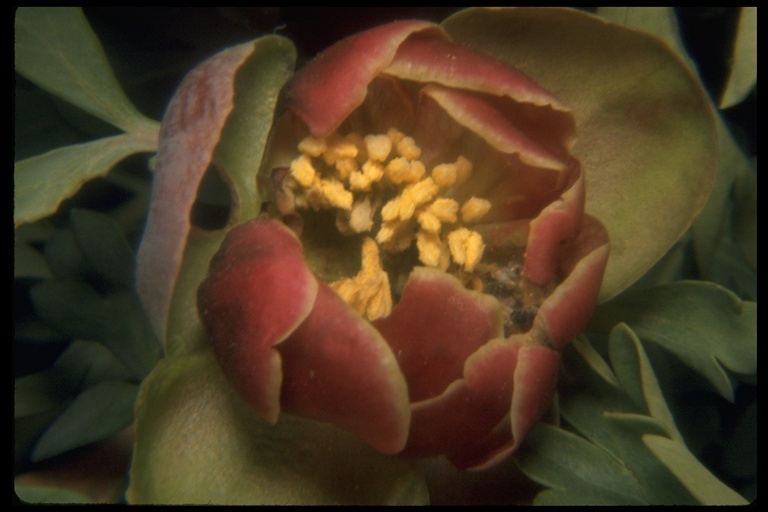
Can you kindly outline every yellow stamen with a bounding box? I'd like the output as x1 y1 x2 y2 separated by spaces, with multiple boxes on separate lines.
396 136 422 160
461 197 492 223
297 136 327 157
290 154 317 187
364 134 392 162
447 228 485 272
330 238 392 320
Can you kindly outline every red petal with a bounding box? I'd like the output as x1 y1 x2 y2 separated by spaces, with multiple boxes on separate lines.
509 345 560 445
420 85 568 171
373 267 505 402
197 219 318 423
536 215 610 348
523 161 584 285
284 20 443 137
278 282 411 454
388 35 569 114
403 339 517 460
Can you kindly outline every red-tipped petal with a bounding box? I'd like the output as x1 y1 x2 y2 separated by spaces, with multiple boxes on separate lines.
198 219 318 423
536 216 610 348
522 162 584 285
373 267 505 402
278 282 411 455
387 35 569 113
420 85 567 171
509 345 561 446
284 20 443 137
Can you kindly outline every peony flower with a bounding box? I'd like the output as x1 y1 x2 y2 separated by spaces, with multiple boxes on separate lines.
196 20 609 470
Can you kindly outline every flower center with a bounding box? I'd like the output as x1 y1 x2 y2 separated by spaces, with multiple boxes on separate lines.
277 128 495 321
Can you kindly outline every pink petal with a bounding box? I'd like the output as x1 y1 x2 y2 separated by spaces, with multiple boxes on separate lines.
403 339 517 460
535 215 610 348
373 267 505 402
284 20 443 137
278 281 411 455
197 219 318 423
509 345 561 447
420 85 568 171
522 160 584 285
387 35 569 114
137 42 257 340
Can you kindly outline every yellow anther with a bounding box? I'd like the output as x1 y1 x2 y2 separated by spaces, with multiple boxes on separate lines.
334 157 357 181
454 155 473 185
319 179 353 210
381 197 400 222
396 136 422 160
297 136 327 157
348 196 374 233
461 197 492 223
416 231 450 271
429 198 459 223
323 140 359 166
447 228 485 272
386 157 425 185
398 178 438 220
387 128 405 146
290 155 317 188
330 238 392 320
376 220 413 252
417 210 441 234
364 134 392 162
431 162 458 188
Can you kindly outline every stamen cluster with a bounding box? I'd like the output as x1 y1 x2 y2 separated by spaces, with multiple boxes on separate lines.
281 128 493 320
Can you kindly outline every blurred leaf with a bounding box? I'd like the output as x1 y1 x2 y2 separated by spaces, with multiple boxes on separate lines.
32 380 138 462
16 484 94 504
14 133 158 228
14 7 158 135
719 7 756 109
70 208 135 288
30 281 160 380
43 228 88 279
589 281 756 401
644 435 748 505
443 7 718 302
14 238 51 279
135 36 295 344
127 352 429 505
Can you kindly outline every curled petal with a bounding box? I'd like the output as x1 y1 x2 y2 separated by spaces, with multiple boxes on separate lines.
198 219 318 423
284 20 443 137
373 267 505 402
279 282 411 454
420 85 568 171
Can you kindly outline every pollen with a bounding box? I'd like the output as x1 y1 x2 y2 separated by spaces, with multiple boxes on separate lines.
461 197 492 223
284 128 496 315
330 237 392 320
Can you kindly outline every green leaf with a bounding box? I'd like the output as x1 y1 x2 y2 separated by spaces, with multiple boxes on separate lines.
14 7 158 135
16 485 94 504
127 352 429 505
31 380 138 462
719 7 757 109
135 36 296 344
70 208 135 288
514 424 646 505
443 7 718 301
14 133 158 228
608 324 682 440
14 237 51 279
643 435 749 505
589 281 756 401
30 280 161 380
